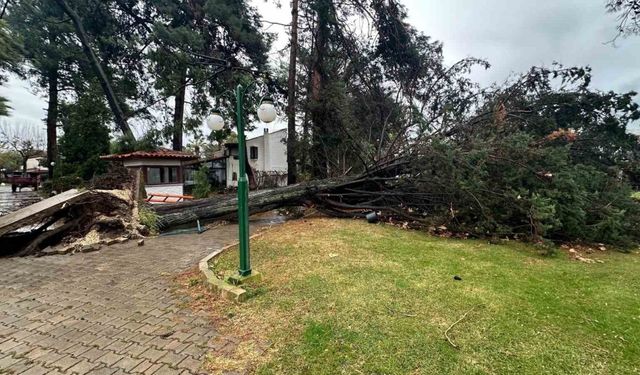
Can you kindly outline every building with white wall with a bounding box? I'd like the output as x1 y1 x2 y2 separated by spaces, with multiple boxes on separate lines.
184 128 288 191
226 128 287 188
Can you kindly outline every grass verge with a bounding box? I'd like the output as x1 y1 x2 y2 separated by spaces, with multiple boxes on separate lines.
181 217 640 375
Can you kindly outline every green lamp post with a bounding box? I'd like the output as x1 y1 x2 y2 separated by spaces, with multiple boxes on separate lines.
206 84 277 277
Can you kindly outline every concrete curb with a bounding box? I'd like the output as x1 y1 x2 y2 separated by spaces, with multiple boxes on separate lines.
197 224 278 302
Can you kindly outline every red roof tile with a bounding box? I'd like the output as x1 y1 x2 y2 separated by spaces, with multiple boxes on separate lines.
100 148 198 161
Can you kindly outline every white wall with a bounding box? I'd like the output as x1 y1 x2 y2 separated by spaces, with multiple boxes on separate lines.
226 156 239 187
227 129 287 187
266 129 287 171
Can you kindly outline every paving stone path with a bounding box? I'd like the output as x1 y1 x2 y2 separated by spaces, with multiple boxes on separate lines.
0 224 257 375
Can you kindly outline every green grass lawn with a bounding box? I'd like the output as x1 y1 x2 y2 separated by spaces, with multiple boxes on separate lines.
209 218 640 375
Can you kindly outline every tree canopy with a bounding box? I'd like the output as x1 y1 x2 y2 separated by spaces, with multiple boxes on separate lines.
0 0 639 245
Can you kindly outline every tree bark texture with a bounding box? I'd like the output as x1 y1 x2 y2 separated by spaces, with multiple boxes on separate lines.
153 177 352 229
152 161 409 229
172 68 187 151
286 0 299 185
309 0 330 179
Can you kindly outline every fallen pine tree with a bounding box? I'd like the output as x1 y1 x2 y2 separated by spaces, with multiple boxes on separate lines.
153 66 640 249
5 66 639 254
153 131 640 249
152 161 411 229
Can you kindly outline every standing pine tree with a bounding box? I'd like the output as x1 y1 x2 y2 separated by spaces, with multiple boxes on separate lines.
0 20 21 116
57 86 111 180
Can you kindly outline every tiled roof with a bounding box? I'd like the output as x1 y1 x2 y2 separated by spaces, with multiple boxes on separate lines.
100 148 198 160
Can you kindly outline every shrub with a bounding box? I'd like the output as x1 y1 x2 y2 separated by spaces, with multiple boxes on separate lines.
138 205 159 234
193 165 211 199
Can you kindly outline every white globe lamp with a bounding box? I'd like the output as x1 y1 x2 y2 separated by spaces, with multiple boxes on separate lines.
206 111 225 131
257 98 277 123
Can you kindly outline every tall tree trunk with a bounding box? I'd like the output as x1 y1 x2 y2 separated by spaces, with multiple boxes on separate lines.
53 0 135 140
172 68 187 151
46 67 58 180
309 1 329 179
286 0 299 185
300 107 311 175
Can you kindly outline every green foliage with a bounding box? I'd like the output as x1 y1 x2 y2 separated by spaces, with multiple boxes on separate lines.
138 205 159 234
57 90 111 180
0 151 21 171
110 129 164 154
297 0 488 177
193 165 211 199
41 174 84 193
430 133 640 246
148 0 269 147
0 20 21 116
409 68 640 246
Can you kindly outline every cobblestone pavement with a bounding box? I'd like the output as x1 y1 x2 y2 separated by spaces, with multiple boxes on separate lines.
0 223 259 375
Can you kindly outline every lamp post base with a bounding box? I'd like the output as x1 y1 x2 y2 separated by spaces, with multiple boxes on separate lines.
227 271 263 286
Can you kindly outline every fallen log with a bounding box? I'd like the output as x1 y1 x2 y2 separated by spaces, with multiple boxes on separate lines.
154 161 422 229
155 178 354 229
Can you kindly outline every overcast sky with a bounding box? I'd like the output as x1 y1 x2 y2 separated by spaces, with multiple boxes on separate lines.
1 0 639 136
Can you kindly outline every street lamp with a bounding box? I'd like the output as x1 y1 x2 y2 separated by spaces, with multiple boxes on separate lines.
206 85 277 277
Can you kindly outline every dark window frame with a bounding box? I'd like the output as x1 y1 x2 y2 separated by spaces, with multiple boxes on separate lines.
250 146 259 160
145 166 182 185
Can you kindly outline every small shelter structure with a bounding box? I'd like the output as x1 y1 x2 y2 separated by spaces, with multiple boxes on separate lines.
101 149 198 199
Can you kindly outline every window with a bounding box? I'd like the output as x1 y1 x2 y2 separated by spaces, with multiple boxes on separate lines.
168 167 178 183
232 172 237 181
184 168 195 184
146 166 180 185
250 146 259 160
147 167 162 185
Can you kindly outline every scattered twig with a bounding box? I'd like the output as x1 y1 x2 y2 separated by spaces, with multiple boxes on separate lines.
444 304 484 349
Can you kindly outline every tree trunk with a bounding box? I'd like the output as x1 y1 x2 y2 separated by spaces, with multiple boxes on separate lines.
53 0 135 140
46 67 58 180
286 0 299 185
309 0 330 179
244 146 257 190
172 68 187 151
152 160 408 229
300 108 310 175
153 177 352 229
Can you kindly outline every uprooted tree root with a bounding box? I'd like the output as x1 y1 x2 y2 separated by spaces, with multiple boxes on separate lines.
2 190 145 257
